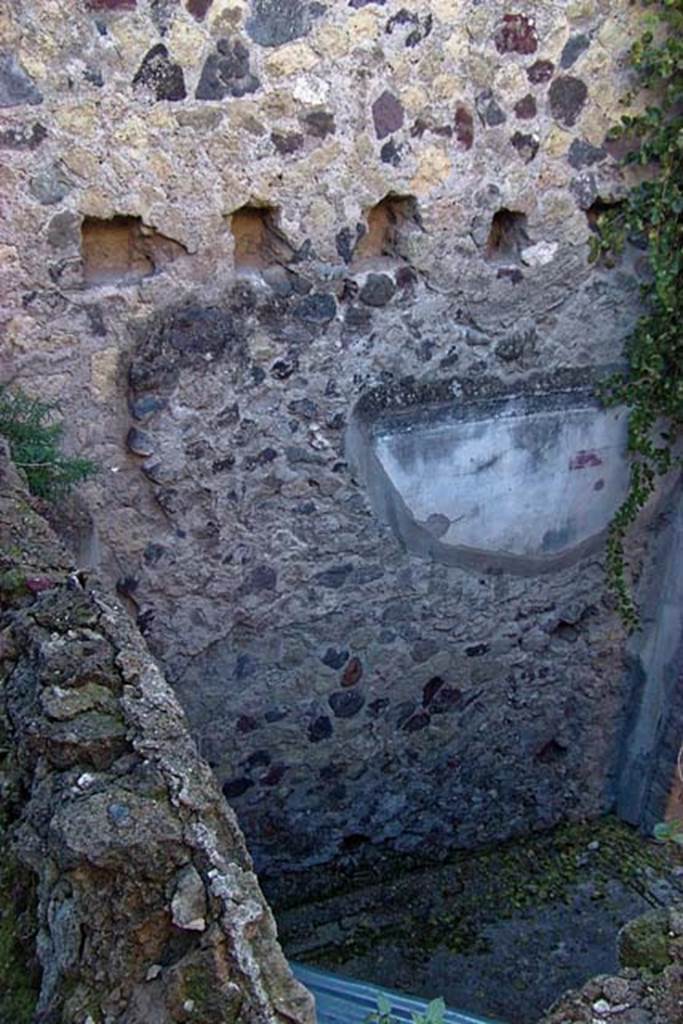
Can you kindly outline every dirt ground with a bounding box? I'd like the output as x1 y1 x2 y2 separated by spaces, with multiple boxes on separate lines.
270 818 683 1023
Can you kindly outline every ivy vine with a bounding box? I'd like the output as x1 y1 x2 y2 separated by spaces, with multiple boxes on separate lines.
589 0 683 630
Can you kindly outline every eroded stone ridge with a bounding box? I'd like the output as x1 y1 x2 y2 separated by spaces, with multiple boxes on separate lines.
0 445 314 1024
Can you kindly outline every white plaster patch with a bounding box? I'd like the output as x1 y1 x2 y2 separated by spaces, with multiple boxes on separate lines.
292 74 330 104
521 241 559 267
373 401 629 561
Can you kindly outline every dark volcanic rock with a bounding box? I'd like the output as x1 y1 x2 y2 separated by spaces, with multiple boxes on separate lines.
560 34 590 69
272 131 304 154
293 293 337 323
360 273 396 307
514 94 537 120
329 690 365 718
341 657 363 687
308 715 334 742
568 138 606 169
246 0 321 46
196 38 260 99
129 305 243 394
0 54 43 106
372 90 404 140
322 647 349 670
187 0 213 18
511 131 539 162
132 44 186 101
302 109 335 137
380 139 401 166
549 76 588 127
476 90 506 127
0 121 46 149
47 211 81 250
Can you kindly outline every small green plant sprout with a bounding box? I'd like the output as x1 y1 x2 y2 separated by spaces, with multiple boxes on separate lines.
0 385 96 501
367 994 394 1024
411 998 446 1024
653 820 683 846
367 994 447 1024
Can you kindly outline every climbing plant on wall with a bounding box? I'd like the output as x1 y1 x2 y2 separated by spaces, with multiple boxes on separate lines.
590 0 683 630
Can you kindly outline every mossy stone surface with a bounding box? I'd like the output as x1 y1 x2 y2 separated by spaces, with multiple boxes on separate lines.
618 909 672 973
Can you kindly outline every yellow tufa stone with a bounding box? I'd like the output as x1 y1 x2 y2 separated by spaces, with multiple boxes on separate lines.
55 103 99 137
108 17 158 72
346 8 381 43
167 18 208 69
411 146 452 195
401 85 429 115
430 0 466 21
310 24 350 61
493 63 528 98
6 318 49 357
265 42 319 77
544 125 570 160
431 73 466 103
90 349 121 402
79 189 116 220
62 147 101 182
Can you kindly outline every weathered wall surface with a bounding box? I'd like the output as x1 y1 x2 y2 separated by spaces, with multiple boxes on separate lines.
1 0 676 879
0 442 314 1024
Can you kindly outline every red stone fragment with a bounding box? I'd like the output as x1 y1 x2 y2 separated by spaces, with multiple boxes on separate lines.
186 0 213 20
86 0 136 10
569 450 603 470
341 656 363 687
454 104 474 149
25 577 56 593
372 90 404 140
514 94 537 119
527 60 554 84
494 14 538 55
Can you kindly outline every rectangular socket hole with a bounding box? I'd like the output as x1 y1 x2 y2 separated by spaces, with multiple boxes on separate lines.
81 215 186 286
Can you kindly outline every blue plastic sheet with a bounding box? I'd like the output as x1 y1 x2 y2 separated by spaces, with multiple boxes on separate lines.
291 963 504 1024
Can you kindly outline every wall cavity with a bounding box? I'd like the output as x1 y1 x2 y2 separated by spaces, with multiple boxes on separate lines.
230 204 293 271
352 194 421 265
81 215 186 285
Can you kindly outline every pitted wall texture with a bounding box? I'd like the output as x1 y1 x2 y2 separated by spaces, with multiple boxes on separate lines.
0 442 315 1024
0 0 672 879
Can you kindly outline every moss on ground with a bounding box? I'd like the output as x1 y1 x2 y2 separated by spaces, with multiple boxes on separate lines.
0 701 40 1024
294 817 677 966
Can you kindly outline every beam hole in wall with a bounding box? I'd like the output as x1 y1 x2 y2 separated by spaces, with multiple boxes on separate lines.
81 215 186 286
352 193 421 265
230 204 294 272
485 208 529 263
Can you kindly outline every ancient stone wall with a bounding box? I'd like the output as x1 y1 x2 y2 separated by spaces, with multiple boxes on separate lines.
2 0 678 881
0 441 314 1024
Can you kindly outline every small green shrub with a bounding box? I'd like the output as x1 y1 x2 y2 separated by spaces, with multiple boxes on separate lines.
653 819 683 846
0 386 96 500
